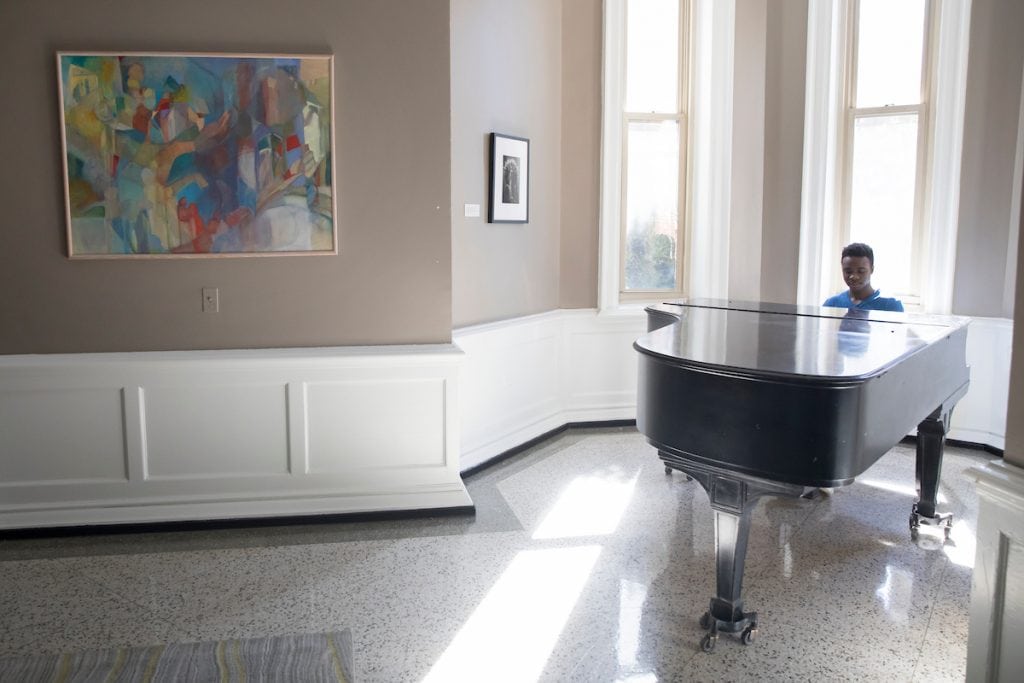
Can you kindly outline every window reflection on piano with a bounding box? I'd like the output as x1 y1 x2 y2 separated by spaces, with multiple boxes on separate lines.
652 302 941 379
835 309 930 377
838 310 872 356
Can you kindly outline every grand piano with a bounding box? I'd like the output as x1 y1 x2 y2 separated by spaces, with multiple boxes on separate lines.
634 299 970 652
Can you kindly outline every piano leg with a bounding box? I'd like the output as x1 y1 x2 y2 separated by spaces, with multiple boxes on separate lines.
700 505 758 652
911 407 954 540
660 451 805 652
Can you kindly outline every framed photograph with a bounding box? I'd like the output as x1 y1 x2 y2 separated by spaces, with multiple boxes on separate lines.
488 133 529 223
57 52 337 258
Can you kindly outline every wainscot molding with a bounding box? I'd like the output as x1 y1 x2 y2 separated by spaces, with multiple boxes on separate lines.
949 316 1012 450
966 458 1024 682
0 345 471 530
454 308 647 471
454 308 1009 472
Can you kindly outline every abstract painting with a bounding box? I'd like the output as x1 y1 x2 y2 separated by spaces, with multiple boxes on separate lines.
57 52 336 257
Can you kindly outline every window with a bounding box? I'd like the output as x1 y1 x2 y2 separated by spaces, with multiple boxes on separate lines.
601 0 735 310
799 0 970 314
839 0 932 306
620 0 689 298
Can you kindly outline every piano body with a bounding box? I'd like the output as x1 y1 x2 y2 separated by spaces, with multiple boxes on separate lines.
634 299 970 652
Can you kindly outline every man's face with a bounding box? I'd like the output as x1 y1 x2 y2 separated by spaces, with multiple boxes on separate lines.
841 256 873 293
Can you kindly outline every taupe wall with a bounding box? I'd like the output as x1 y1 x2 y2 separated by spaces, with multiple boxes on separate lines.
954 0 1024 318
730 0 768 301
450 0 563 328
0 0 452 354
560 0 602 310
1009 165 1024 468
760 0 808 304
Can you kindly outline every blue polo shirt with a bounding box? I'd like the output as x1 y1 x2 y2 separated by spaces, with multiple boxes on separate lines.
823 290 904 312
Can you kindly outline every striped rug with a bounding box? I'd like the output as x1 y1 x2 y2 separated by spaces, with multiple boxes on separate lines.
0 630 353 682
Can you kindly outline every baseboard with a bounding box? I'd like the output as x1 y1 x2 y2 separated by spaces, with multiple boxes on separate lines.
460 419 637 478
0 504 476 540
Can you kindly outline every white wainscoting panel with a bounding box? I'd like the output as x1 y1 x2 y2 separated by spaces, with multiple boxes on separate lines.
564 312 644 419
0 386 128 484
142 383 290 479
307 378 448 473
455 309 647 471
0 346 471 530
950 316 1012 449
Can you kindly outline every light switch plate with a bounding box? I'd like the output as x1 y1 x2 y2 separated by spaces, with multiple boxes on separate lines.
202 287 219 313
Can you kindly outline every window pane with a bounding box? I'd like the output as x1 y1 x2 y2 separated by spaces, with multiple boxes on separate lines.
855 0 926 107
848 114 918 295
626 0 679 113
625 121 679 291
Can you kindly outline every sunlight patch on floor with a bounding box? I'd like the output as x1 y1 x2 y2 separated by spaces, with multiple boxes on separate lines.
942 520 977 568
858 477 948 505
422 546 602 683
533 470 640 539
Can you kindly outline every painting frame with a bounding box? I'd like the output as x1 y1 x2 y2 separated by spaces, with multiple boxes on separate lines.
57 51 337 259
488 132 529 224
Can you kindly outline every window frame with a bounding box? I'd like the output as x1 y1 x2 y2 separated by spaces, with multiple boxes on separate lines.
834 0 935 308
617 0 691 302
797 0 971 315
600 0 733 313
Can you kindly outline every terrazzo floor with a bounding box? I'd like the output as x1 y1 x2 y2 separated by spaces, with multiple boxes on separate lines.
0 427 991 682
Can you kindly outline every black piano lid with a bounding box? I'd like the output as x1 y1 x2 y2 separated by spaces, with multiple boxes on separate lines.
635 298 970 385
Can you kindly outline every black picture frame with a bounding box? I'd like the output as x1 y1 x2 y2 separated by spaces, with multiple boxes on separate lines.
488 133 530 223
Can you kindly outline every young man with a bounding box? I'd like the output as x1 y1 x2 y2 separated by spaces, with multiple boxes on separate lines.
823 242 904 312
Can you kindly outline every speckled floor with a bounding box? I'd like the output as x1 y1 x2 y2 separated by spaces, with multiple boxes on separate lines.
0 427 990 682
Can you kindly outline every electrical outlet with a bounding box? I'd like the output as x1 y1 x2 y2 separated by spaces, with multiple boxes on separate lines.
202 287 219 313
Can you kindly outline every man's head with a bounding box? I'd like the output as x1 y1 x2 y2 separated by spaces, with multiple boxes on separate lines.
841 242 874 298
841 242 874 268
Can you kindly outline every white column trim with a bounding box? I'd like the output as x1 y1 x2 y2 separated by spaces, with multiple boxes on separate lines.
797 0 846 306
922 0 972 314
598 0 627 313
1003 60 1024 317
688 0 734 300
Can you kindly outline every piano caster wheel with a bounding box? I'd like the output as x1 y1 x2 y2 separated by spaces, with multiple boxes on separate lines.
665 466 672 475
700 632 717 653
741 626 757 645
699 611 711 629
944 520 953 540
